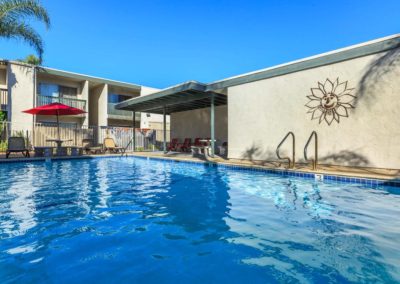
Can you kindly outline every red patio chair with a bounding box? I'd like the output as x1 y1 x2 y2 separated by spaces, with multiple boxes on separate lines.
177 138 191 152
193 138 203 147
168 138 179 151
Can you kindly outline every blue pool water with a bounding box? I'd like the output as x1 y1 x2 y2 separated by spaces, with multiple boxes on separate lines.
0 157 399 283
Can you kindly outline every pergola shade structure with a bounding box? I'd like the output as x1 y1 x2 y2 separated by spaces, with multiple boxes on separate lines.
115 81 227 155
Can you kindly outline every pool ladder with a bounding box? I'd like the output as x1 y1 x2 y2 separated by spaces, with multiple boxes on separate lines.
276 131 295 169
304 131 318 170
276 131 319 170
121 136 135 157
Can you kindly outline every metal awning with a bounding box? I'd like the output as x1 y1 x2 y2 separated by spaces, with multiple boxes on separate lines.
115 81 227 114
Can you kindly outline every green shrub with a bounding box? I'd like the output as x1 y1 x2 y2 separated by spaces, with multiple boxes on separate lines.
0 140 7 152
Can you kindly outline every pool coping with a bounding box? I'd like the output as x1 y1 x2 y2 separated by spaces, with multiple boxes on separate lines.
1 153 399 188
130 155 400 188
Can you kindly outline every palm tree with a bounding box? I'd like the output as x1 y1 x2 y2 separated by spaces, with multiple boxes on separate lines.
0 0 50 63
18 54 41 65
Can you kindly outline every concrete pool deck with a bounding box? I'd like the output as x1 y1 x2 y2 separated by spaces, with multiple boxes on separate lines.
1 151 399 182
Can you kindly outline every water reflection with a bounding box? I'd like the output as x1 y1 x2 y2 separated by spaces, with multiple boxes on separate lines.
224 170 400 282
0 158 399 283
0 164 38 237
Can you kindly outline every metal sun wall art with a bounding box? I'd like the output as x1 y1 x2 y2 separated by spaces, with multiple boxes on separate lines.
306 78 356 125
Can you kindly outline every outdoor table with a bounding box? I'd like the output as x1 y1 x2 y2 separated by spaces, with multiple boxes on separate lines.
46 139 72 148
192 139 216 157
199 139 216 146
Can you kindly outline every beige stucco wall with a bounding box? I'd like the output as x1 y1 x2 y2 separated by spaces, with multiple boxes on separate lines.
140 86 171 129
228 49 400 169
7 63 35 132
89 84 108 126
81 80 89 126
140 86 159 96
170 105 228 144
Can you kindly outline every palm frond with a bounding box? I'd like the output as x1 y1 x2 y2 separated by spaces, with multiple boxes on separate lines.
0 0 50 28
0 19 43 61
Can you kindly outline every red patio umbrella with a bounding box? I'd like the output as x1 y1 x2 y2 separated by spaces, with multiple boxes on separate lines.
23 102 86 141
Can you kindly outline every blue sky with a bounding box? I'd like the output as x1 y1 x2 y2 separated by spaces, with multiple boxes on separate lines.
1 0 399 88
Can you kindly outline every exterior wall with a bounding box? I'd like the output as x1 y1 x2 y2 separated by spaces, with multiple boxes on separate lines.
170 105 227 144
228 49 400 169
89 84 108 126
7 63 35 132
141 112 170 129
140 86 159 96
139 86 171 129
81 80 89 126
146 121 170 131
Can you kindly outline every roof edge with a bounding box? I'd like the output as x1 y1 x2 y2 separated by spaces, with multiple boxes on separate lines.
38 66 142 90
115 81 208 110
207 33 400 90
0 60 143 91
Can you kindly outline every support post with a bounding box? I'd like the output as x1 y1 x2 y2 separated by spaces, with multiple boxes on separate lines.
210 93 215 157
163 106 167 153
132 111 136 152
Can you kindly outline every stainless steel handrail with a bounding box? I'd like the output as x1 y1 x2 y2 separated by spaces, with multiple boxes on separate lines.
304 131 318 170
121 136 134 157
276 131 295 169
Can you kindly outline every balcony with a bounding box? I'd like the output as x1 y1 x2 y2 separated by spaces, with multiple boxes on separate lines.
108 103 140 121
0 88 7 111
37 95 86 111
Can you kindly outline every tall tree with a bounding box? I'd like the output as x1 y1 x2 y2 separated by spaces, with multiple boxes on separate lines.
0 0 50 63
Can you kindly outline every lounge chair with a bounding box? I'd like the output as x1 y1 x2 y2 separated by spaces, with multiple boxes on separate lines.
82 138 103 154
168 138 179 151
177 138 191 152
103 138 124 153
6 137 30 158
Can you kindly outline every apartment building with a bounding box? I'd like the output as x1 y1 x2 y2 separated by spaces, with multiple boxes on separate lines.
0 60 169 132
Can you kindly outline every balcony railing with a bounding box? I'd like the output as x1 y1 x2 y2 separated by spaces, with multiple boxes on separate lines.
0 88 7 111
37 95 86 111
108 103 140 120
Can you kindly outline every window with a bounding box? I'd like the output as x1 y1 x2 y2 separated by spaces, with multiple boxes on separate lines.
59 86 77 98
38 83 77 98
108 94 131 103
0 69 6 86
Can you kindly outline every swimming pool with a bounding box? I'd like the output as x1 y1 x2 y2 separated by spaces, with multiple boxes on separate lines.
0 157 399 283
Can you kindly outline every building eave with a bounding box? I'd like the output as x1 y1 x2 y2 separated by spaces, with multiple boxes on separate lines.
37 66 142 91
206 34 400 91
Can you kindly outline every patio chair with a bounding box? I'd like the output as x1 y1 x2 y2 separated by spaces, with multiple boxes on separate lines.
103 138 124 153
82 138 104 155
193 138 203 147
168 138 179 151
177 138 191 152
6 137 30 158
